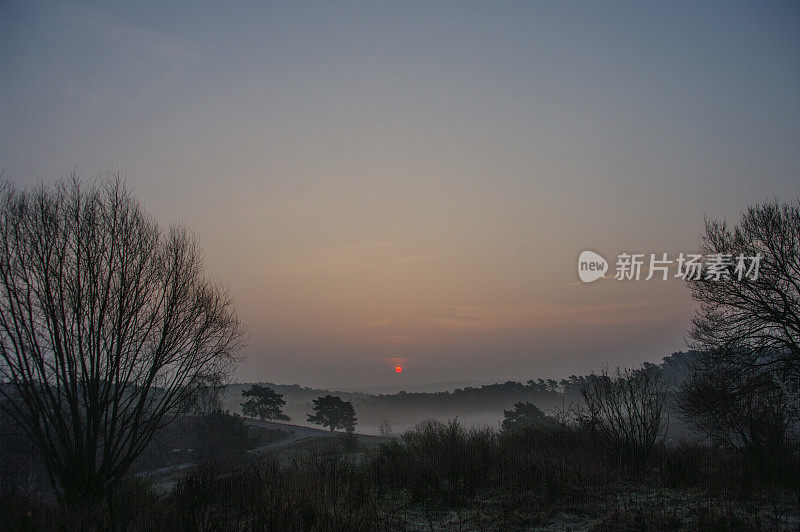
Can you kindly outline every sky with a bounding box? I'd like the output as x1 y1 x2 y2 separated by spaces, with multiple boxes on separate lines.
1 1 799 390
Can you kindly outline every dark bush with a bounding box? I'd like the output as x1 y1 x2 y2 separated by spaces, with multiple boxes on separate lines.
497 424 606 497
373 419 497 505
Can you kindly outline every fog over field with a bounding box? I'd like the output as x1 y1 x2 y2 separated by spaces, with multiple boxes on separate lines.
219 351 695 436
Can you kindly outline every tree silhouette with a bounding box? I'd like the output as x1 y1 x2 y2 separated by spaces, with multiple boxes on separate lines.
307 395 356 432
679 352 790 458
501 402 555 432
578 365 668 474
0 176 244 505
686 200 799 405
241 384 289 421
682 200 800 441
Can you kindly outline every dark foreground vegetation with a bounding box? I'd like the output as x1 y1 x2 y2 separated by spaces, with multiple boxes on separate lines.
3 415 798 531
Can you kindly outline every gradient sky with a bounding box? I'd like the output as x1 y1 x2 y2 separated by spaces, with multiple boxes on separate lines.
2 1 799 389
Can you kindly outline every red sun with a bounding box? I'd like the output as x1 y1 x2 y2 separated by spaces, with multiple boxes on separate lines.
394 365 403 374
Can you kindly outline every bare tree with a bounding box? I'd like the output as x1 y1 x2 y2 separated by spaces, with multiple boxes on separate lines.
679 200 800 459
190 372 226 415
687 200 800 405
578 364 668 473
378 419 393 437
678 350 790 458
0 176 244 504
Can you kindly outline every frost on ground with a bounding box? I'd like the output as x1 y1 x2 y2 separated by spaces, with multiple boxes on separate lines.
379 487 800 531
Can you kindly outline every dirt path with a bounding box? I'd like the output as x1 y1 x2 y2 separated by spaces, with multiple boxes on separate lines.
245 419 336 452
137 419 340 484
